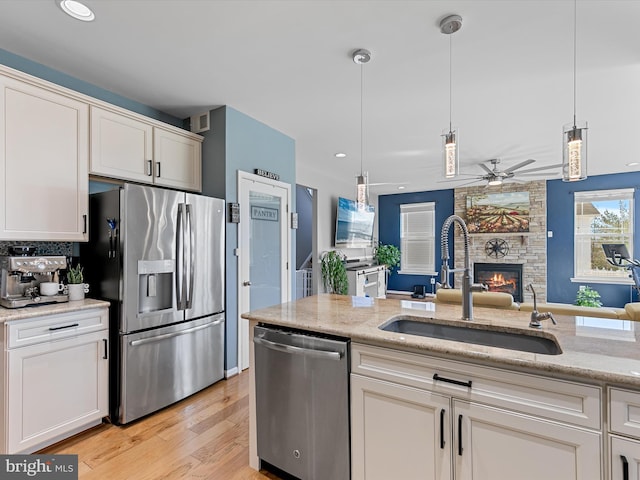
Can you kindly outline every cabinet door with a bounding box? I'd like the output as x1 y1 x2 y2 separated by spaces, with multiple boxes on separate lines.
351 374 451 480
153 127 202 191
610 436 640 480
7 330 108 453
0 76 88 241
90 106 153 183
453 400 602 480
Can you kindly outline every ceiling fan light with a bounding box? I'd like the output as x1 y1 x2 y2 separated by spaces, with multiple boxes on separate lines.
487 177 503 186
443 129 459 178
562 123 587 182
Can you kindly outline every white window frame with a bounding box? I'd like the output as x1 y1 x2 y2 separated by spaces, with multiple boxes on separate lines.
572 188 634 285
398 202 437 275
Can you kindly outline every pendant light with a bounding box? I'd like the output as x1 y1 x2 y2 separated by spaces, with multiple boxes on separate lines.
562 0 587 182
353 49 371 209
440 15 462 179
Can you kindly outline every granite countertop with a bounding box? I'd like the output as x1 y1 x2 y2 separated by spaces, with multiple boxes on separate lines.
0 298 110 323
242 294 640 389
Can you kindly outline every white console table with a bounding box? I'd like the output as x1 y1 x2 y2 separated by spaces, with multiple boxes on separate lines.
347 265 386 298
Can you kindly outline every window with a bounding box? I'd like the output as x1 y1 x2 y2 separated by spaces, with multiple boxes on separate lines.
574 188 634 283
399 202 435 274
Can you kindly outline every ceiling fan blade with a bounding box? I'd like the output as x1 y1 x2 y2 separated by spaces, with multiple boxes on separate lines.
368 182 408 186
514 163 563 174
456 179 485 187
436 176 482 184
479 163 495 175
503 159 536 173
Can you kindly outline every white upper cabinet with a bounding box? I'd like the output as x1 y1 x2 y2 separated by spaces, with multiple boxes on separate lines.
90 106 153 183
91 106 202 192
153 127 202 192
0 75 88 241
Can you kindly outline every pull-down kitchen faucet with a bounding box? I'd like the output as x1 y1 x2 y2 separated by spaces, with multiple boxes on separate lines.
438 215 487 321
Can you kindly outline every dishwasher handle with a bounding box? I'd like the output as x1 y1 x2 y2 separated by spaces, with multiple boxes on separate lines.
253 335 343 361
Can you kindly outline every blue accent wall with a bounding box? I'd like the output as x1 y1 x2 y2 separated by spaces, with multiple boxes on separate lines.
201 106 296 371
379 189 455 292
0 48 181 126
547 172 640 307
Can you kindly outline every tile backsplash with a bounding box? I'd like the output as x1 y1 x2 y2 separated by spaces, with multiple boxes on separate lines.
0 241 73 256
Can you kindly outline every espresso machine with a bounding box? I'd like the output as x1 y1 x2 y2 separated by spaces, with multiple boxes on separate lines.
0 246 68 308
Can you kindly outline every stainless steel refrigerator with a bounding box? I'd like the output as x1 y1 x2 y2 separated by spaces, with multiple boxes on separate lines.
81 183 225 425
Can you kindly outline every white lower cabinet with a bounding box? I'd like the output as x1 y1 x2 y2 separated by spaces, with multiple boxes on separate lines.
609 387 640 480
350 343 603 480
2 308 109 453
454 400 601 480
610 436 640 480
351 375 451 480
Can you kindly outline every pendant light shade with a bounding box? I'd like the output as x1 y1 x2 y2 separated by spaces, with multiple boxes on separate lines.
443 128 459 178
356 173 369 206
562 0 587 182
440 15 462 179
563 122 587 181
353 48 371 209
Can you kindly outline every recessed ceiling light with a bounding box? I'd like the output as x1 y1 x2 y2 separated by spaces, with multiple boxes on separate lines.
398 186 406 190
57 0 95 22
335 152 347 158
626 162 639 167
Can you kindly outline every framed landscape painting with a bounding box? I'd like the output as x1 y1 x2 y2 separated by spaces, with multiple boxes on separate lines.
465 191 530 233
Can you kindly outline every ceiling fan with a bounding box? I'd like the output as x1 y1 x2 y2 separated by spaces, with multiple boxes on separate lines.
443 158 563 187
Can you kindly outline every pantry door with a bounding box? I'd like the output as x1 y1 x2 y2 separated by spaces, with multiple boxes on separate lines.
238 171 291 371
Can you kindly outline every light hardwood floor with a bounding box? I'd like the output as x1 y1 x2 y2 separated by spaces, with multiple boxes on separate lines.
39 371 280 479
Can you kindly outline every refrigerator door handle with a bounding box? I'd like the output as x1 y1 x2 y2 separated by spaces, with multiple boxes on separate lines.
186 204 195 309
129 319 223 347
176 203 185 310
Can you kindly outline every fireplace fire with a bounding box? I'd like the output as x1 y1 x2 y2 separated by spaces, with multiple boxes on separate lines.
473 263 523 303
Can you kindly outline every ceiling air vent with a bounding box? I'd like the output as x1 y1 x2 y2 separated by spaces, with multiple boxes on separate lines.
190 111 210 133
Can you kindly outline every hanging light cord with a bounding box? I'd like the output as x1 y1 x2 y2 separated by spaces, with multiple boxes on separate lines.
449 33 453 133
572 0 577 128
360 60 364 177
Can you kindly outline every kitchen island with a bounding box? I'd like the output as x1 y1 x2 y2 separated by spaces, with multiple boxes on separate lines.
243 294 640 480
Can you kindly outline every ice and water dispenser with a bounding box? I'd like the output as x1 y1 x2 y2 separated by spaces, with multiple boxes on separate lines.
137 260 174 313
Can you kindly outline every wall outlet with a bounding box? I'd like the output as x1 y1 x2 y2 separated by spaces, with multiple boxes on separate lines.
430 277 436 285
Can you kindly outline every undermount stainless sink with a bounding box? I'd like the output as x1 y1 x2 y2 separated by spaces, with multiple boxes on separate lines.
380 316 562 355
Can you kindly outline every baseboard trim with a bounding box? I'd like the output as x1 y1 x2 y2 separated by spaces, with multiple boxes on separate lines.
225 367 239 378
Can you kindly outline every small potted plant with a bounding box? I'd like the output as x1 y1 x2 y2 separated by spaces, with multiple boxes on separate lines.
574 286 602 308
66 264 88 301
374 243 401 274
321 250 348 295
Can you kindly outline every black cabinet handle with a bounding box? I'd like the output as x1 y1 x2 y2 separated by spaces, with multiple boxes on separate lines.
49 323 79 331
458 414 463 456
433 373 472 389
83 214 87 234
621 455 629 480
147 160 153 176
103 339 108 359
156 161 161 178
440 409 446 449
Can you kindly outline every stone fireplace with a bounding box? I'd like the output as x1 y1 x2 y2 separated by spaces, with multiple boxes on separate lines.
453 180 547 303
474 263 523 302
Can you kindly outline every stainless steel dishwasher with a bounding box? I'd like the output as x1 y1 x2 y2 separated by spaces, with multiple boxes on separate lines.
254 324 350 480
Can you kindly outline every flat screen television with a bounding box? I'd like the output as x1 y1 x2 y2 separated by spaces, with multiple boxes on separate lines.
334 197 375 248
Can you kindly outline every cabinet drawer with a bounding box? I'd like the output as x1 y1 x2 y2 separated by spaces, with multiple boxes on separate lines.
6 308 108 349
610 387 640 439
352 343 601 429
